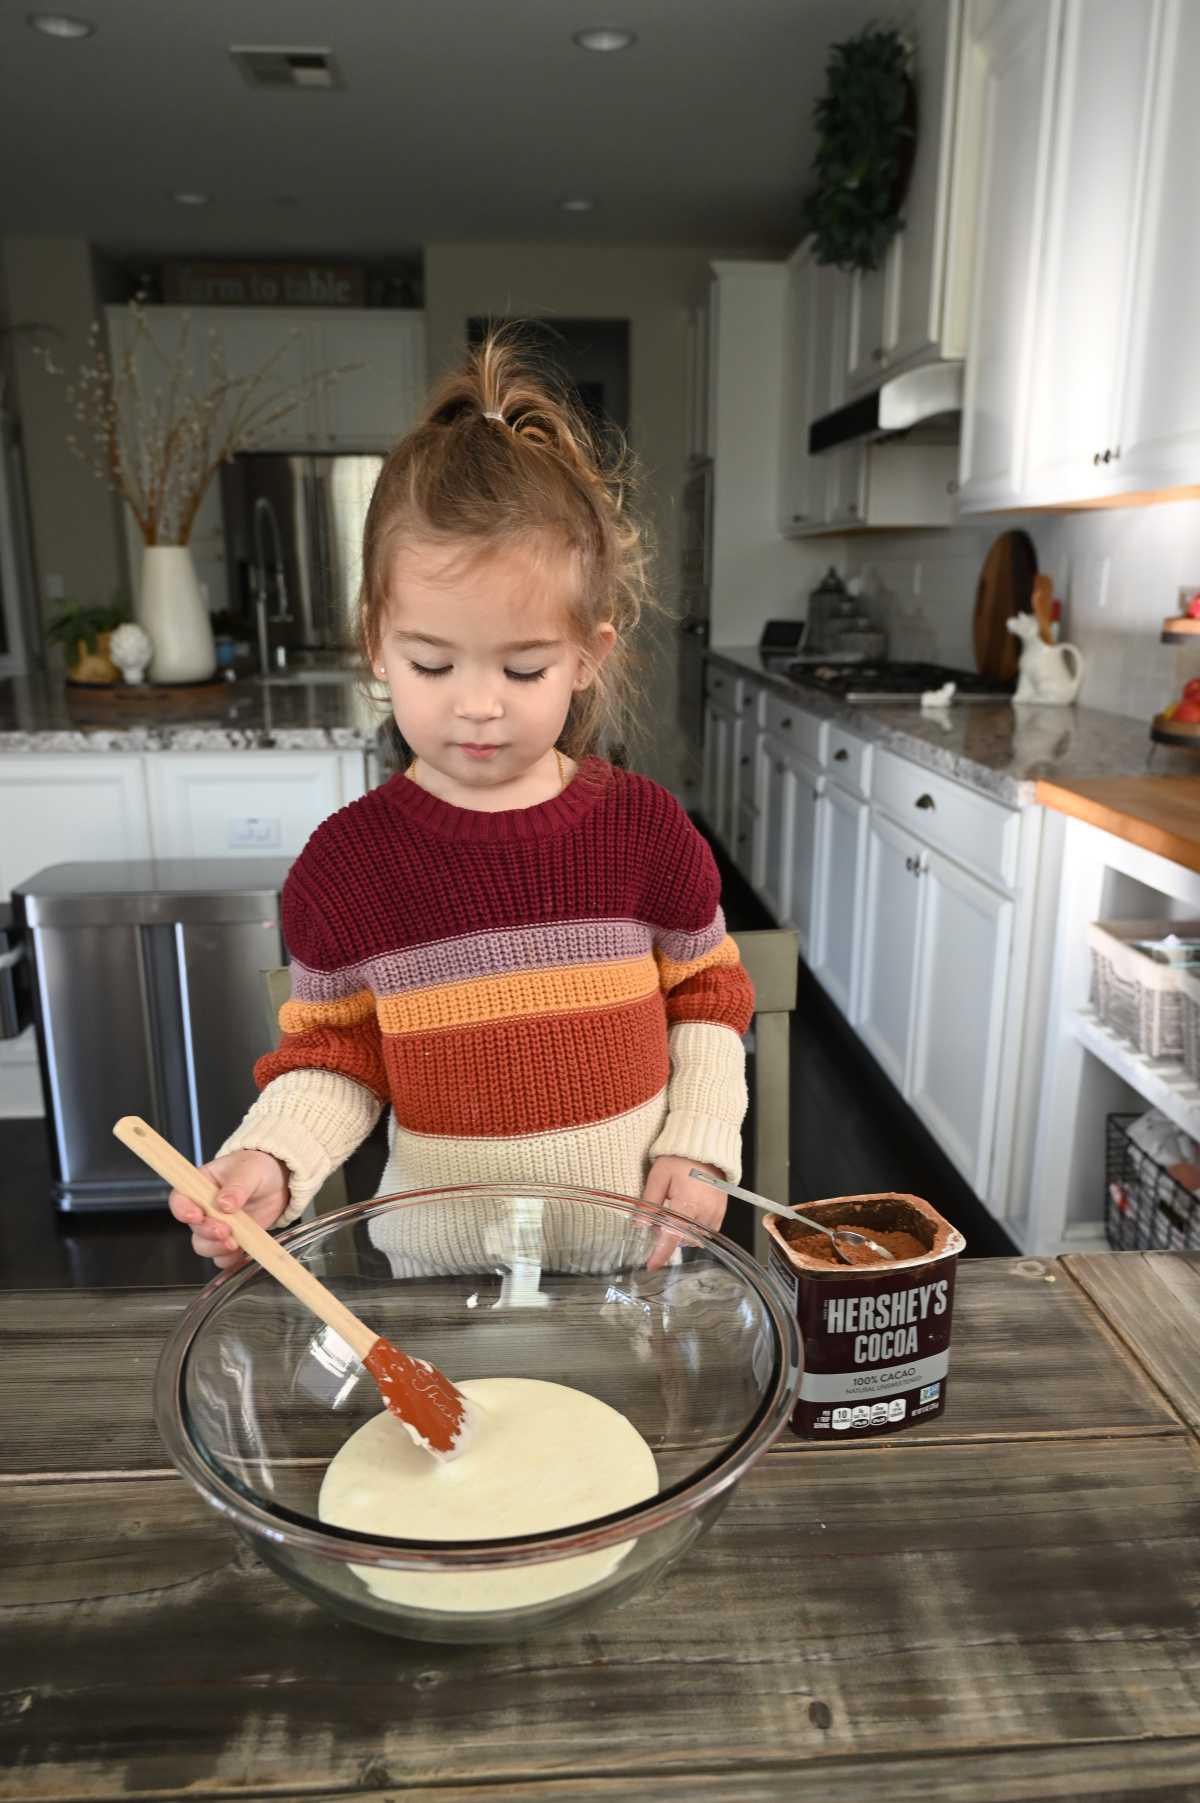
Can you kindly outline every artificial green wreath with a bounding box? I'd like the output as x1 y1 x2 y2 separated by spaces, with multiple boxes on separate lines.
799 25 916 273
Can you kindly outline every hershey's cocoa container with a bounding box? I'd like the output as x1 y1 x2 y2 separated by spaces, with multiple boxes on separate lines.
764 1193 965 1440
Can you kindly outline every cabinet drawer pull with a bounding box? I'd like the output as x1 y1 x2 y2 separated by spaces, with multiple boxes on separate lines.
914 793 935 811
833 748 849 762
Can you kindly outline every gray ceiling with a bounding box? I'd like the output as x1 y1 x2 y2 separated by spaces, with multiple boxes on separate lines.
0 0 877 259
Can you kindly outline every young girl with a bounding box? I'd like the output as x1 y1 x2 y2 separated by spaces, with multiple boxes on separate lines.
169 329 754 1270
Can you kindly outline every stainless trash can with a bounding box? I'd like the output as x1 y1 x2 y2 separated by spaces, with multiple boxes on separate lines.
13 859 291 1212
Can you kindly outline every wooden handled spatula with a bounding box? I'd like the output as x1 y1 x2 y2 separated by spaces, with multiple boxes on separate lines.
113 1115 473 1460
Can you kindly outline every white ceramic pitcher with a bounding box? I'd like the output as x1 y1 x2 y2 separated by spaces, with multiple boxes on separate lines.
1007 613 1085 705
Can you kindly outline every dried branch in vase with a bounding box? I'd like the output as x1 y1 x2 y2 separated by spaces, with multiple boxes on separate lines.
36 301 357 547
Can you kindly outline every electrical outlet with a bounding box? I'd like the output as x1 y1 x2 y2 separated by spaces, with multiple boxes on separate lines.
228 816 282 849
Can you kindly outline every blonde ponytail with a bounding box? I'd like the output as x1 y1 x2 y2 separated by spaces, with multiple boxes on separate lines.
358 323 658 762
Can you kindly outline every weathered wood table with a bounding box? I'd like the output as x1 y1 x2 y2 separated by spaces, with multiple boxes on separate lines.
4 1253 1200 1801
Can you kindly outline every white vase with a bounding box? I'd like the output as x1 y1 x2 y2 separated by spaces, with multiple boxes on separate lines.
139 544 217 684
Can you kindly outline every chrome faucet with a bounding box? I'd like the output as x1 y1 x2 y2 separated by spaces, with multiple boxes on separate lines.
252 496 292 676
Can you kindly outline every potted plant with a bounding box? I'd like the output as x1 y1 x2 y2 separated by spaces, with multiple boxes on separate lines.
38 305 351 684
45 599 129 686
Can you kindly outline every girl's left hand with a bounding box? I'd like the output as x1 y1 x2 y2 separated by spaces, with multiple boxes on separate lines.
642 1156 727 1271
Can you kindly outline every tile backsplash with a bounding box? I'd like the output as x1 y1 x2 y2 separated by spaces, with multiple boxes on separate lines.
843 497 1200 721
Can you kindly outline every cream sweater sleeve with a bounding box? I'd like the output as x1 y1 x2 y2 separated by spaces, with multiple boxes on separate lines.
218 1068 383 1226
648 1021 748 1183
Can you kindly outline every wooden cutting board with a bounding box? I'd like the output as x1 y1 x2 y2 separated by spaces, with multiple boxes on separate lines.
973 529 1038 681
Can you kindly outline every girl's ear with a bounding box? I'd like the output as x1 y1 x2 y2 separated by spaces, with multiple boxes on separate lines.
573 622 617 691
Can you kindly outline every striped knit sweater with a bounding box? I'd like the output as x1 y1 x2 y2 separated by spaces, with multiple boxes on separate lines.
219 756 754 1227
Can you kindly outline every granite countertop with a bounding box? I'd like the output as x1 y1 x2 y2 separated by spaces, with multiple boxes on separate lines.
708 646 1200 806
0 671 394 754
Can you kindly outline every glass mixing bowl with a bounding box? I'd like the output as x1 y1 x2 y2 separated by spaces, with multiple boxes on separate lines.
155 1185 801 1643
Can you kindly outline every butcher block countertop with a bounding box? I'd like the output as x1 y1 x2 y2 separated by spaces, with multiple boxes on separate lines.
4 1253 1200 1801
1035 774 1200 873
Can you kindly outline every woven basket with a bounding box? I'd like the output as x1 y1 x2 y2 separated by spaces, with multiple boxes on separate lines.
1087 919 1200 1059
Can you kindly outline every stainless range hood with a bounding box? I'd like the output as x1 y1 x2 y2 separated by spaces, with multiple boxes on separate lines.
809 361 964 454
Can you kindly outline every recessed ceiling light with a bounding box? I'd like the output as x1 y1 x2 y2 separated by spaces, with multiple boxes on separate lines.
559 196 595 213
28 12 96 38
573 26 636 52
171 191 212 207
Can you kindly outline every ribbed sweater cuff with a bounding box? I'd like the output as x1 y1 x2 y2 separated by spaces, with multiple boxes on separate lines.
648 1020 748 1183
218 1069 383 1225
649 1110 744 1184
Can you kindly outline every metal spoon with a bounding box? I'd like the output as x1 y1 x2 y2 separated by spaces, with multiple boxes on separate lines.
688 1169 896 1264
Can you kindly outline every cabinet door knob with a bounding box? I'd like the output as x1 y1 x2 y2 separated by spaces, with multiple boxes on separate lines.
780 716 793 729
846 503 859 518
915 793 935 811
740 755 750 767
833 747 849 762
905 856 916 873
946 479 960 496
775 762 784 776
1093 451 1102 466
871 347 885 363
1102 448 1113 464
792 512 804 523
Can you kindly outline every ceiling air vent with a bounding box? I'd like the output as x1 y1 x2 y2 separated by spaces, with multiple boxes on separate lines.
229 45 343 90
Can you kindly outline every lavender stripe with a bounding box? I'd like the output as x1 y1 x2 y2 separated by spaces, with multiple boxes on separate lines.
654 907 726 967
289 918 656 1003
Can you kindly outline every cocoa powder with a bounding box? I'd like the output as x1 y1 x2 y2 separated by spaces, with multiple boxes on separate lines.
780 1223 929 1267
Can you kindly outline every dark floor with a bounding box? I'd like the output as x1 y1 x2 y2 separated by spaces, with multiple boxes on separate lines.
0 842 1013 1288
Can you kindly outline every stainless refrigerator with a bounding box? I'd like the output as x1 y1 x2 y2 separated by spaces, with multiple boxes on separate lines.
220 452 384 650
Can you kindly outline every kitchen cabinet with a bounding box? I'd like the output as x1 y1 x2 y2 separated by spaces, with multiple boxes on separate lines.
754 738 796 925
1023 1 1162 503
144 750 367 860
908 845 1013 1192
857 809 926 1092
957 0 1063 511
846 262 894 395
0 756 152 1118
777 247 825 534
857 802 1015 1194
787 752 825 958
812 777 869 1016
1113 0 1200 494
844 0 974 391
316 313 426 450
207 311 318 449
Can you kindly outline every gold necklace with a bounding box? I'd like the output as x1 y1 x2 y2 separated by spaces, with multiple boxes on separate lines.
407 750 569 793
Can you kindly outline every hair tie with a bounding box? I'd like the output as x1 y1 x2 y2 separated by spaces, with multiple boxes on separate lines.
483 409 506 424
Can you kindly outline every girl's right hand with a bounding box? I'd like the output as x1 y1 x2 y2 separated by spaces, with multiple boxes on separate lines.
168 1149 290 1268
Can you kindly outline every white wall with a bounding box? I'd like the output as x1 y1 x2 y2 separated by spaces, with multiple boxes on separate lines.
424 243 774 793
844 497 1200 720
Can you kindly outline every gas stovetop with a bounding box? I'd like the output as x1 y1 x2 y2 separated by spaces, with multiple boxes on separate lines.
785 659 1015 703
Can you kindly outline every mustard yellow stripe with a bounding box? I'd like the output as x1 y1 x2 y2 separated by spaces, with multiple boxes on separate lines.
279 988 377 1033
656 933 741 992
377 954 660 1035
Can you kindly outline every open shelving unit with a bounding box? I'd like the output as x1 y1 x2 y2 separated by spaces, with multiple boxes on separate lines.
1071 1009 1200 1144
1029 815 1200 1256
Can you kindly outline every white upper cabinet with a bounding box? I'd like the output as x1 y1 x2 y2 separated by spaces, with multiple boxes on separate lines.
958 0 1063 511
846 261 895 393
317 313 427 450
684 300 712 464
891 0 974 369
207 311 318 449
1024 1 1162 503
1115 0 1200 494
778 246 823 533
844 0 973 394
